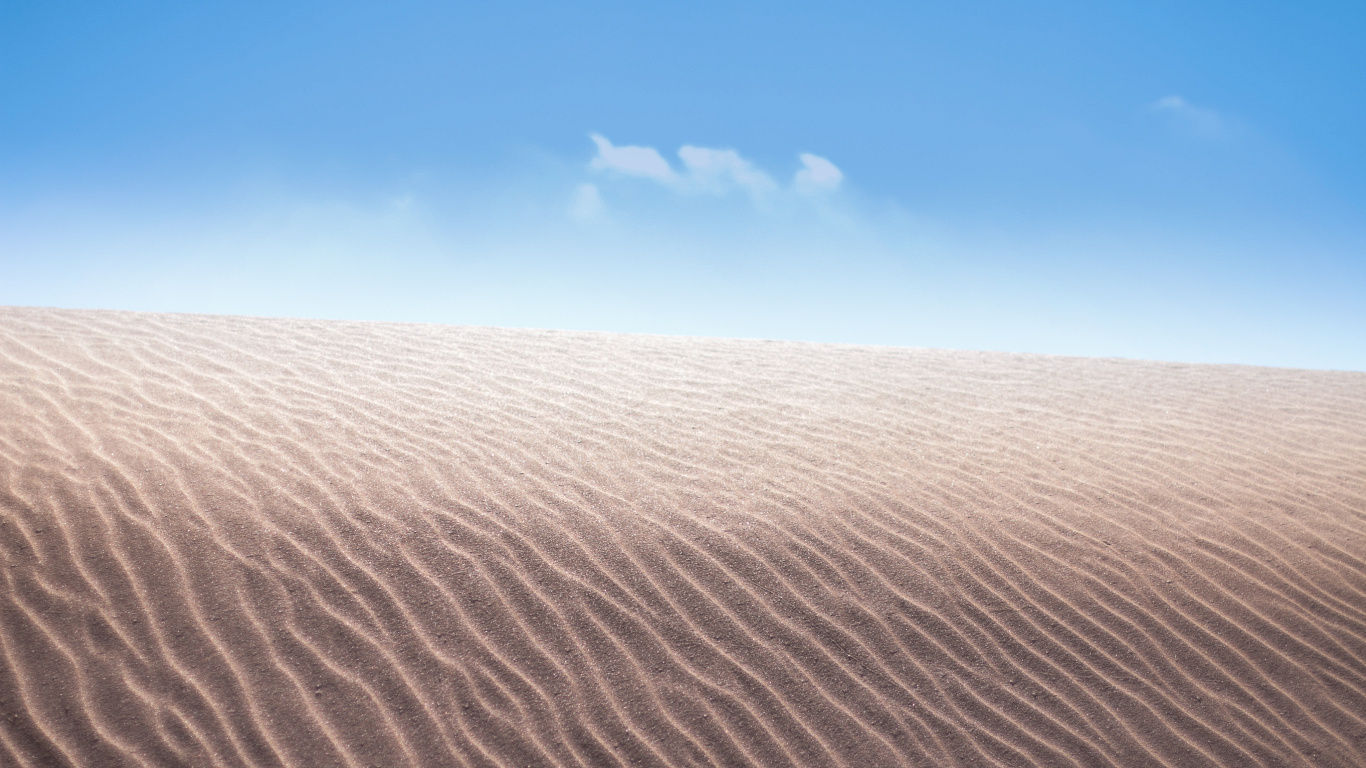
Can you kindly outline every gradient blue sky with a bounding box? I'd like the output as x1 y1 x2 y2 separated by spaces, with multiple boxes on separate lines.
3 0 1363 369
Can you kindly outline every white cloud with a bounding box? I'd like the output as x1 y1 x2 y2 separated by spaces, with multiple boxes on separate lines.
1152 95 1224 137
794 153 843 193
569 183 604 220
589 134 676 181
586 134 844 210
677 145 776 196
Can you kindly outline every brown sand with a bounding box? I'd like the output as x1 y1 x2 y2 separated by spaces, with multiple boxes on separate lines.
1 306 1364 768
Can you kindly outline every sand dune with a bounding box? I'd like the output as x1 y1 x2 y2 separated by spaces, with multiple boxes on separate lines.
1 307 1364 767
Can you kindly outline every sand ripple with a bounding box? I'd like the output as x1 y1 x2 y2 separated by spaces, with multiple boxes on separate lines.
1 307 1364 767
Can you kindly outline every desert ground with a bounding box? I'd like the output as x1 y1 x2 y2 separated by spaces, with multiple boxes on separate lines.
1 306 1363 767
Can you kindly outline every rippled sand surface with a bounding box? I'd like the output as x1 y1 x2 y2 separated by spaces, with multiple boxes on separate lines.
1 307 1364 767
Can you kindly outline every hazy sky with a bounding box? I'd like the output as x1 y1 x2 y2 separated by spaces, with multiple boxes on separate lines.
3 0 1363 369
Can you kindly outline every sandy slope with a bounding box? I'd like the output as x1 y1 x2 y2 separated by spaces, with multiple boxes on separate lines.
0 306 1364 768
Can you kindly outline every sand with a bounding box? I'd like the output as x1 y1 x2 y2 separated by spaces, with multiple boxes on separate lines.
0 306 1363 767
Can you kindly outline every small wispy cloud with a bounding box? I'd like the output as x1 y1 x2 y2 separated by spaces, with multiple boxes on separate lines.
589 134 676 182
585 135 843 207
568 183 604 220
794 153 843 194
1151 95 1225 137
677 145 776 196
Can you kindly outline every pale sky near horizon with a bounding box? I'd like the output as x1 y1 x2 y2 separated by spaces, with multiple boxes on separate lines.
2 0 1363 370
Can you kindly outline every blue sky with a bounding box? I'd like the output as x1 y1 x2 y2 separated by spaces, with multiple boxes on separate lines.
2 0 1363 369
